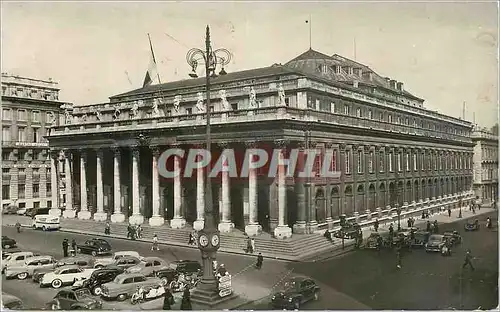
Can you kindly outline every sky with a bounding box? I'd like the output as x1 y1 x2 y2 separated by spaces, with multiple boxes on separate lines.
1 1 498 127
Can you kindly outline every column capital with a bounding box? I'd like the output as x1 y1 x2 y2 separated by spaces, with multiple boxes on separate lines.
150 145 161 157
131 146 140 158
375 146 384 153
363 145 371 154
94 148 104 157
136 133 151 146
274 139 289 149
112 146 121 156
339 142 347 151
325 142 336 149
351 144 361 151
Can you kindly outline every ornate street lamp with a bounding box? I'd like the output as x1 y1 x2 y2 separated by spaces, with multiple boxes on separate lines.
396 204 402 231
458 198 462 218
186 25 232 306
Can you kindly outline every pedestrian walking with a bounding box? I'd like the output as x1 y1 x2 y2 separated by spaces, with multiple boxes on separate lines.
62 238 69 258
250 238 256 253
462 249 475 271
104 222 110 235
433 220 439 233
396 247 402 269
180 287 192 310
246 237 254 253
323 230 333 242
15 221 21 233
152 234 160 251
374 219 379 232
426 220 431 232
255 252 263 270
136 225 142 239
188 231 196 245
127 224 132 239
421 210 426 220
407 218 411 228
388 223 394 236
71 239 77 256
448 207 452 217
163 286 175 310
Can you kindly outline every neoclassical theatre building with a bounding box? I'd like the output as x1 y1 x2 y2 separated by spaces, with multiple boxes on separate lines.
47 49 474 238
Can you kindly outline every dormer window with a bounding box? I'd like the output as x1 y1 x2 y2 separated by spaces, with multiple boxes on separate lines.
320 64 328 74
335 65 341 74
356 108 362 118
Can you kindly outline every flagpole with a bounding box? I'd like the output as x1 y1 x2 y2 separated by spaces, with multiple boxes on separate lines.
309 14 312 49
148 33 162 84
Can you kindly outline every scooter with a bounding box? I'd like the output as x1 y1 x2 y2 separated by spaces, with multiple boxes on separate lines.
441 245 451 257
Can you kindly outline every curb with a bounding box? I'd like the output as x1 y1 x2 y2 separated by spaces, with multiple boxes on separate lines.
3 224 298 262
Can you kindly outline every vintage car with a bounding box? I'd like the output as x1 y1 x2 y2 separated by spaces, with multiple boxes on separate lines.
332 224 360 240
168 260 202 276
5 255 58 280
464 219 480 231
270 277 320 310
410 230 431 248
32 255 95 283
2 205 19 215
2 236 17 249
100 272 162 301
76 239 112 256
2 251 36 273
2 251 12 260
154 268 179 284
16 208 27 215
73 267 124 296
1 293 23 310
46 288 102 310
39 265 97 288
94 251 143 268
364 233 390 249
126 257 168 276
425 234 447 252
393 232 411 248
443 231 462 245
101 256 143 270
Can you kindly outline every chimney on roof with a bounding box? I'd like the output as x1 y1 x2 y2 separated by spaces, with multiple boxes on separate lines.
396 82 404 91
362 71 373 81
389 79 397 89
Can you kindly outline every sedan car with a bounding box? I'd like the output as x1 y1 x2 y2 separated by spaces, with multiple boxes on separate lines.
32 255 95 283
101 273 162 301
94 251 143 268
2 251 36 273
270 277 320 310
2 236 17 249
2 205 19 215
465 219 480 231
46 288 102 310
40 265 97 288
77 239 112 256
16 208 27 215
411 231 430 248
443 231 462 245
73 267 124 296
5 255 58 280
425 234 447 252
1 293 23 310
168 260 202 276
125 257 168 276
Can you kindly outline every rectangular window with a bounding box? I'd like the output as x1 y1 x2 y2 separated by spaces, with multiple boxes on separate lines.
2 185 9 200
368 151 374 173
46 183 51 196
47 200 52 208
397 153 402 172
231 103 238 110
2 127 10 142
2 152 9 161
186 108 192 115
439 153 443 170
284 98 290 106
329 150 337 172
18 109 26 121
357 151 363 174
368 110 373 119
356 108 362 118
445 154 448 170
330 102 336 113
434 154 438 170
33 128 40 142
33 183 40 197
319 100 329 111
388 114 392 123
32 111 40 122
2 108 11 120
18 168 25 174
313 151 321 177
379 152 385 172
422 153 425 171
344 105 350 115
345 150 351 174
389 152 393 172
413 153 417 171
18 127 26 141
2 168 9 174
18 184 26 199
405 153 410 171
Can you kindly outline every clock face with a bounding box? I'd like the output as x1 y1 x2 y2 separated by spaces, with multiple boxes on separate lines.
211 235 220 247
199 234 209 247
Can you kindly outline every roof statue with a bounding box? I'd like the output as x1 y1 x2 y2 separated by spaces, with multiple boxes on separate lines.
196 92 206 113
113 105 121 120
249 87 257 108
47 111 56 124
152 98 161 117
131 101 139 118
219 89 231 110
278 83 286 105
64 109 72 125
173 95 181 115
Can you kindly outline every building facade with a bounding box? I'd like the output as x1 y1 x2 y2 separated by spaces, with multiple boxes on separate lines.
472 127 498 205
46 49 474 237
1 73 68 210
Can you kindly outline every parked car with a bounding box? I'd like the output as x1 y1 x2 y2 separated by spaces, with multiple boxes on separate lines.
464 219 480 231
32 255 95 283
102 256 143 270
46 288 102 310
168 260 202 276
32 214 60 231
270 277 320 310
100 273 162 301
94 251 143 268
425 234 447 252
364 232 390 249
76 239 112 256
39 265 97 288
411 230 431 248
1 293 23 310
5 255 58 280
126 257 168 276
2 251 12 260
443 231 462 245
154 267 179 284
2 251 36 273
26 207 50 218
2 205 19 215
73 267 124 296
16 208 27 216
2 236 17 249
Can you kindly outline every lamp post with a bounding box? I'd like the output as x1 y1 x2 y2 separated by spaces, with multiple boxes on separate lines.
458 198 462 218
396 204 401 232
186 25 232 306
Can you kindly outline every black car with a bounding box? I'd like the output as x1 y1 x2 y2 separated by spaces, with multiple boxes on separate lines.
410 230 430 247
154 268 178 284
76 267 124 296
76 239 112 256
364 233 391 249
46 288 102 310
443 231 462 245
270 277 320 310
464 219 480 231
25 207 50 218
2 236 17 249
168 260 202 276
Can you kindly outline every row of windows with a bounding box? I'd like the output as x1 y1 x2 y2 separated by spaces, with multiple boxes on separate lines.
2 85 59 101
307 95 469 137
1 183 51 199
2 126 45 143
482 147 498 160
2 108 56 123
2 168 51 175
2 150 50 161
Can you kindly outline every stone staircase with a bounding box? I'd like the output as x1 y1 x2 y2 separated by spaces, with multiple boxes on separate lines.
59 218 338 261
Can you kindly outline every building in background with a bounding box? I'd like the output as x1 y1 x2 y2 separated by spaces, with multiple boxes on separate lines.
1 73 69 210
472 126 499 205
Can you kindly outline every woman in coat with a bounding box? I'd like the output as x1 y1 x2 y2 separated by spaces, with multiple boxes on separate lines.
180 287 192 310
163 287 175 310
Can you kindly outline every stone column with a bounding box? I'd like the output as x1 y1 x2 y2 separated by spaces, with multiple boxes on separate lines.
149 146 164 226
62 150 76 218
170 145 186 229
245 142 261 236
49 151 61 216
218 145 234 233
129 146 144 225
78 151 91 219
293 142 307 234
274 140 292 239
110 147 125 223
94 149 107 221
193 149 205 231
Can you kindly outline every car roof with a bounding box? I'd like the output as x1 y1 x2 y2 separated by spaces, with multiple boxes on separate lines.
1 293 22 304
115 251 139 255
429 234 444 238
143 257 163 261
59 255 93 262
26 256 53 261
55 265 81 270
172 259 198 264
115 272 146 280
7 251 33 256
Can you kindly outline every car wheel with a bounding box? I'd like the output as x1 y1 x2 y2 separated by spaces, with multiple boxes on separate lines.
117 293 127 301
4 244 10 249
293 300 300 310
77 248 82 254
313 291 319 301
92 286 102 296
161 277 168 284
42 226 47 231
51 279 63 288
91 251 97 257
95 264 104 269
50 302 60 310
17 272 28 280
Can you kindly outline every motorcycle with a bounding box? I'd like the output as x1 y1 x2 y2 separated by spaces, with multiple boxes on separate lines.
130 284 166 305
169 275 199 292
441 245 451 257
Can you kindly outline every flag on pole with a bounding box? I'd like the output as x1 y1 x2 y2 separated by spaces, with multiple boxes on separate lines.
143 33 161 88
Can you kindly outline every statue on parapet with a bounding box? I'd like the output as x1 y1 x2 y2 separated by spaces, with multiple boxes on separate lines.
152 98 161 117
113 105 121 120
131 101 139 118
219 89 231 110
278 83 286 105
173 95 181 115
196 92 205 113
64 109 72 125
249 87 257 108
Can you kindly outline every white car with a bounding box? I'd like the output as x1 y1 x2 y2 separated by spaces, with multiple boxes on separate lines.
16 208 27 215
40 265 97 289
5 255 57 280
2 251 36 273
94 251 143 268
